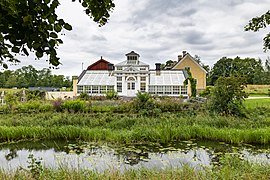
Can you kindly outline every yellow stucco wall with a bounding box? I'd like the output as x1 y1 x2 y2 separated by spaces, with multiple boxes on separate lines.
173 55 206 91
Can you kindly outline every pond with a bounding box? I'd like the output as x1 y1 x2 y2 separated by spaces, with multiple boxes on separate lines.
0 140 269 171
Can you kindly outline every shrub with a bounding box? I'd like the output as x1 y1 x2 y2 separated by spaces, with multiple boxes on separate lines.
105 90 118 100
52 99 63 112
78 92 90 101
132 92 155 112
62 99 91 113
199 86 212 97
207 77 248 116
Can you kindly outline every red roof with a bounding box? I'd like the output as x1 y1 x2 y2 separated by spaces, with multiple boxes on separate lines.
87 58 112 70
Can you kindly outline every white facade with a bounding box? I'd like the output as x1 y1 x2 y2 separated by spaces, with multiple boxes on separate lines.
77 51 188 97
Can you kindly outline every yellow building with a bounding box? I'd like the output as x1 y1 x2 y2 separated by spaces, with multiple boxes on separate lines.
172 51 207 93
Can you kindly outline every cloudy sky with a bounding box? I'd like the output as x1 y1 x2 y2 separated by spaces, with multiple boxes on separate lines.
8 0 270 77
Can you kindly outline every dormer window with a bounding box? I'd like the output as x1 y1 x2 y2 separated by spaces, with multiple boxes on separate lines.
126 51 140 65
127 56 137 61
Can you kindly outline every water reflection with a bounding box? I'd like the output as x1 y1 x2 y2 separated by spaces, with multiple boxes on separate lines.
0 140 269 171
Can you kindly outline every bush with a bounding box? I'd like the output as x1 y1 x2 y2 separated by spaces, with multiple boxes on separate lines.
62 99 91 113
199 86 212 97
132 92 155 112
52 99 63 112
105 90 118 100
78 92 90 101
207 77 248 116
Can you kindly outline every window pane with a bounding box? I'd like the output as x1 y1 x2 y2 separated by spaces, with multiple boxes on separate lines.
117 77 122 81
140 82 146 92
117 83 122 92
173 86 180 94
100 86 106 93
181 86 187 95
92 86 98 93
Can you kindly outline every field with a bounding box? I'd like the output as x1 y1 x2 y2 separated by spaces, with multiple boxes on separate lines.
245 85 270 96
244 98 270 109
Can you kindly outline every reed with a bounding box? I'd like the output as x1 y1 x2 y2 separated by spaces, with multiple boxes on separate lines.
0 123 270 145
0 155 269 180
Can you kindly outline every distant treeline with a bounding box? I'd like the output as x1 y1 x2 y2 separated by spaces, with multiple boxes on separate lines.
0 65 72 88
208 57 270 85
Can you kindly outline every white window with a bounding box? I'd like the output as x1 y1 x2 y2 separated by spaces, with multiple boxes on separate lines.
140 67 146 70
92 86 99 94
107 86 114 92
173 86 180 94
149 86 155 94
157 86 163 95
117 67 122 70
117 82 122 93
181 86 187 95
127 77 135 81
140 82 146 92
84 86 91 93
117 77 122 81
100 86 106 93
128 82 135 90
140 77 146 81
165 86 171 94
77 86 83 93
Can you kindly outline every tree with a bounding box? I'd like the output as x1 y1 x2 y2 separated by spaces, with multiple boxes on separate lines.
161 60 177 70
245 10 270 51
208 57 265 85
0 0 115 68
207 76 248 116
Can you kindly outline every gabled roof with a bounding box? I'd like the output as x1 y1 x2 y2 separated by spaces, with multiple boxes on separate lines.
172 53 208 73
87 58 111 70
125 51 140 57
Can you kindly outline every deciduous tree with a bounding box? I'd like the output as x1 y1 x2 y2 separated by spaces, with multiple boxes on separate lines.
245 10 270 51
0 0 115 68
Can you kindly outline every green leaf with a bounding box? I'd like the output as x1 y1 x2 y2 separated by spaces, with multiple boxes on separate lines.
54 23 62 32
64 23 72 31
33 42 41 50
44 0 50 4
12 47 20 53
36 51 43 58
82 1 87 7
56 39 63 44
50 32 58 38
22 48 29 56
3 64 8 69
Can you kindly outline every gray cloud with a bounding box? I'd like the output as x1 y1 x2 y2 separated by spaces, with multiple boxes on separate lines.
7 0 270 77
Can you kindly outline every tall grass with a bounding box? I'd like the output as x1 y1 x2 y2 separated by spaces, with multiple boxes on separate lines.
0 155 269 180
0 123 270 144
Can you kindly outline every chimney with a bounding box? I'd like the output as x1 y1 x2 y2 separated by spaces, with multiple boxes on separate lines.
182 51 187 57
155 63 161 76
108 63 114 71
178 55 182 61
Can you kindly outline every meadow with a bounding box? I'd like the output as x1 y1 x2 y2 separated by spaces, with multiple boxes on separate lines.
245 85 270 96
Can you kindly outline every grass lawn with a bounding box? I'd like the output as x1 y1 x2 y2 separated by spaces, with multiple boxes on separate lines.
245 85 270 96
244 98 270 109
